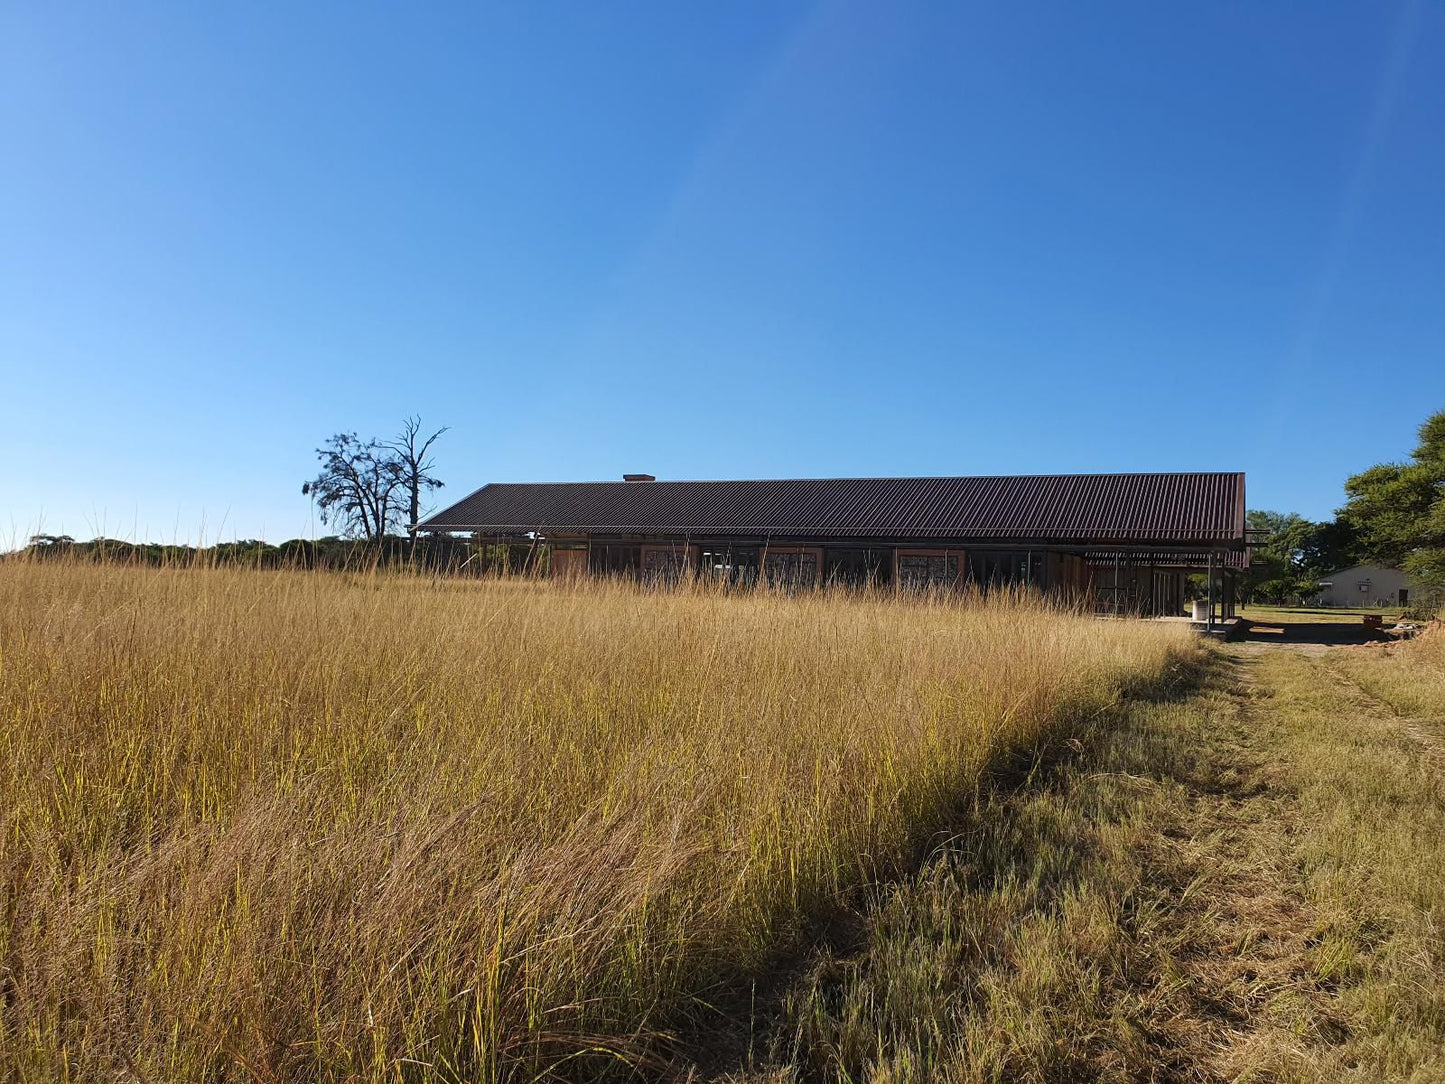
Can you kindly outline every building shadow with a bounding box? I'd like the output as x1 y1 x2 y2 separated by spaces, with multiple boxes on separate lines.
1239 620 1386 647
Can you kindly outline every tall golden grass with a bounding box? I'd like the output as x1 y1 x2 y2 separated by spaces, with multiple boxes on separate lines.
0 560 1197 1081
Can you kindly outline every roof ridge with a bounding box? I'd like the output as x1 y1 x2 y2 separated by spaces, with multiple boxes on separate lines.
484 471 1246 487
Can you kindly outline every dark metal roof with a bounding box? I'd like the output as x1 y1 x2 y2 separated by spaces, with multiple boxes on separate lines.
420 472 1247 547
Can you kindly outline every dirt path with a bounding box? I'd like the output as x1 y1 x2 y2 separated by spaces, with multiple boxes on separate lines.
1161 647 1348 1077
1185 640 1445 1078
1064 639 1445 1078
716 641 1445 1082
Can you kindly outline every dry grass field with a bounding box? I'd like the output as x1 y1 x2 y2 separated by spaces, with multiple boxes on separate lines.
0 561 1198 1083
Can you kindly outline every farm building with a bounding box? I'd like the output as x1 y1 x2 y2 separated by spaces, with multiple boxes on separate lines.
1307 563 1418 608
418 471 1249 618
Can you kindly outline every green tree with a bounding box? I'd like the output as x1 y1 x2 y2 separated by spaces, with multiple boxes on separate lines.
1295 518 1358 575
1241 510 1353 605
1339 409 1445 597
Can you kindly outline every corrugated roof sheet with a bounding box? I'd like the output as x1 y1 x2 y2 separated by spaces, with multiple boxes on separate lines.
419 472 1247 546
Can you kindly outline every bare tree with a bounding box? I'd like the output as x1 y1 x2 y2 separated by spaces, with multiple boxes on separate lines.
387 415 448 539
302 433 406 541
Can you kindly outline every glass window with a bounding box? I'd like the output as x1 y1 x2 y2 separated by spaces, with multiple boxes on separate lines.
698 546 759 586
642 548 689 585
898 553 957 589
762 551 817 588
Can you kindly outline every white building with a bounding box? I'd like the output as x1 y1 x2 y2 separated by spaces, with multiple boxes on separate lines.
1310 564 1417 608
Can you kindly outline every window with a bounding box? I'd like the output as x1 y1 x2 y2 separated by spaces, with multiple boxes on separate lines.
762 551 818 588
898 553 958 589
699 546 759 586
642 547 689 585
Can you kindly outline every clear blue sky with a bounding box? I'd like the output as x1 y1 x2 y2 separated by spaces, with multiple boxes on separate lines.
3 2 1442 543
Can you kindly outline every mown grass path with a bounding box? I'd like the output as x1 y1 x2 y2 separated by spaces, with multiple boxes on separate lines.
727 640 1445 1083
1313 650 1445 774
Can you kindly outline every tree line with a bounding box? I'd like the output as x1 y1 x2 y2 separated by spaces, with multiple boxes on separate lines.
14 534 460 569
1243 407 1445 608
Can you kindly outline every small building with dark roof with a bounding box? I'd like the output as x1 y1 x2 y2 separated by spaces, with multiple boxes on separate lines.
417 471 1248 618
